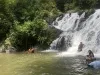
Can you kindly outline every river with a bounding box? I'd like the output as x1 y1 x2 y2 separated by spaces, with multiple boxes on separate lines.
0 52 100 75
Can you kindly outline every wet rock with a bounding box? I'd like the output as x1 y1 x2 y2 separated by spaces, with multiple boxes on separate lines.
49 26 63 38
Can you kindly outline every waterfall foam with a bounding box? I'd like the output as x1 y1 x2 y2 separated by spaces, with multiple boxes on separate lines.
50 9 100 57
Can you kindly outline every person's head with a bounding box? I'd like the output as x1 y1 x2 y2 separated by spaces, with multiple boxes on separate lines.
88 50 92 53
80 42 82 44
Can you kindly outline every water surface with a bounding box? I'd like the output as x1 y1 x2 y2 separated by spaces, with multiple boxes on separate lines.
0 53 100 75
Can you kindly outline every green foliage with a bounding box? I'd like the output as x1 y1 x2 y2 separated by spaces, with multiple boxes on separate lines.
0 0 60 51
1 0 100 51
12 0 59 23
0 0 14 41
7 19 56 51
55 0 99 12
74 0 97 9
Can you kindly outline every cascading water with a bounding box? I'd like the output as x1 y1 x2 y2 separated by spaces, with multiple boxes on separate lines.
50 9 100 57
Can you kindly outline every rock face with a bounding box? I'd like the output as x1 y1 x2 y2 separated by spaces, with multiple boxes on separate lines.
49 26 62 38
46 14 64 25
50 31 73 51
56 36 65 50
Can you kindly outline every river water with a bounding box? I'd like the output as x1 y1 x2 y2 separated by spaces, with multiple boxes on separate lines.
53 56 100 75
0 52 99 75
40 53 100 75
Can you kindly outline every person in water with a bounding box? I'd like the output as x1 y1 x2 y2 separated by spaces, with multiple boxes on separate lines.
86 55 92 65
86 50 96 65
78 42 84 52
88 50 94 58
28 47 36 53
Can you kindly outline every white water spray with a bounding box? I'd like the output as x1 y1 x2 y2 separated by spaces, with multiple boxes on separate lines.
50 9 100 57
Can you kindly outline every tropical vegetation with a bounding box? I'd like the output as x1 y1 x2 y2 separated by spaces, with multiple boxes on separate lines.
0 0 100 51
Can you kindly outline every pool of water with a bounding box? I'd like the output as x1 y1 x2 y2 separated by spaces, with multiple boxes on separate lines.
0 52 100 75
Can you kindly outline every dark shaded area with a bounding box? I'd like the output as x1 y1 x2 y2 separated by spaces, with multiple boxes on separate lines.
55 0 73 12
95 0 100 9
14 35 37 52
49 26 62 38
55 0 100 12
55 0 65 12
56 36 65 50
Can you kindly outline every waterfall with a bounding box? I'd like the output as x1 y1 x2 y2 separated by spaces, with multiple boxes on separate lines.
50 9 100 56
